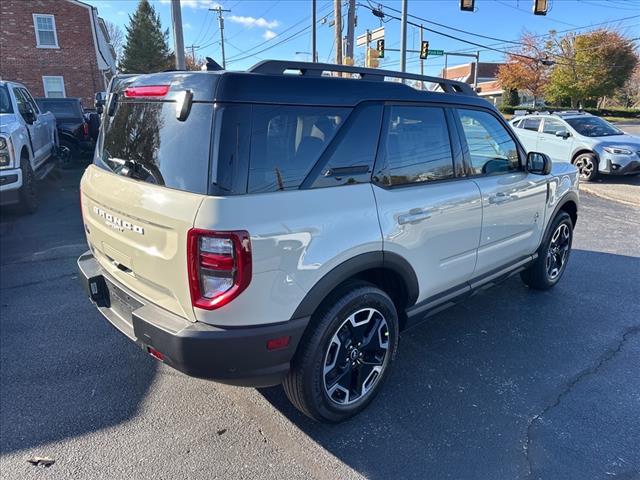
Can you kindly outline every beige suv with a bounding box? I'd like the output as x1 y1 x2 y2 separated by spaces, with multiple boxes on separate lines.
78 61 579 422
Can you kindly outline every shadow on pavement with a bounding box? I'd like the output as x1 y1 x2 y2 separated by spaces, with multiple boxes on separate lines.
0 167 158 455
260 249 640 479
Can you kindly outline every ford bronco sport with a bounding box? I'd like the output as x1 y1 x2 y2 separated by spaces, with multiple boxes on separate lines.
78 61 579 423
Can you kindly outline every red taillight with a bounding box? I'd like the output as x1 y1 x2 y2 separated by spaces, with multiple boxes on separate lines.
83 122 89 138
187 229 252 310
267 336 291 351
123 85 170 98
147 346 164 361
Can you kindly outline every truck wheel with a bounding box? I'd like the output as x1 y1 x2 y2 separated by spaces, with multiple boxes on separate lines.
19 157 39 214
521 211 573 290
59 140 77 167
573 153 598 182
283 282 399 423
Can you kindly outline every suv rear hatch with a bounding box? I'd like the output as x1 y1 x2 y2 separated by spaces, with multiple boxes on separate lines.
80 73 217 321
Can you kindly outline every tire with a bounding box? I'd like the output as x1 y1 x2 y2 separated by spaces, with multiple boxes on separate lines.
18 156 39 214
283 282 399 423
59 139 78 168
521 211 573 290
573 153 598 182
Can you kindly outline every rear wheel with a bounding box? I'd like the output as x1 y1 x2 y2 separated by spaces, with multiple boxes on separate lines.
573 153 598 182
283 282 399 423
521 211 573 290
18 156 38 214
59 139 78 168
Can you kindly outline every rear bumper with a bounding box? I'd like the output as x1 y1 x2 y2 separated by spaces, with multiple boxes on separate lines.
77 251 309 387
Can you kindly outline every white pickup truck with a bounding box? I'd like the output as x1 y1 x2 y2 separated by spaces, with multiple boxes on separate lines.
1 80 58 213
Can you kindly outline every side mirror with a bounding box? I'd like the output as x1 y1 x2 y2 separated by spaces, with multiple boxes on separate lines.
527 151 552 175
555 129 571 139
22 109 36 124
95 91 107 108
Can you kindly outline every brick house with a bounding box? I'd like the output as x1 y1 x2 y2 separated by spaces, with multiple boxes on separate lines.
437 62 505 105
0 0 116 108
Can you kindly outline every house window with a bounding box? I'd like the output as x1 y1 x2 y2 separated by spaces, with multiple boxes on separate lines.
33 14 59 48
42 76 66 98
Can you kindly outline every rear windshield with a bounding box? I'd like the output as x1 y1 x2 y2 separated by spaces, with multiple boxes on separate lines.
37 100 82 119
95 100 214 194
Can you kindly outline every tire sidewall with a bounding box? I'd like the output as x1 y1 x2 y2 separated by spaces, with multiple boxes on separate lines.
540 212 573 287
19 157 38 213
303 286 399 423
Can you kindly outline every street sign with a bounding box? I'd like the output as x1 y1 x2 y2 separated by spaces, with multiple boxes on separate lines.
357 27 384 47
429 49 444 56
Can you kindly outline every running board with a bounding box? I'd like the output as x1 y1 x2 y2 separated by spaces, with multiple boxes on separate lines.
404 254 536 330
35 159 57 181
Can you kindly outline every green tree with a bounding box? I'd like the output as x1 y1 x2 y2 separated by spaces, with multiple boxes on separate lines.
545 29 637 108
120 0 173 74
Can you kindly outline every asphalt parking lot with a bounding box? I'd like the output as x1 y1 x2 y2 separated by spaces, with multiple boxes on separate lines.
1 167 638 480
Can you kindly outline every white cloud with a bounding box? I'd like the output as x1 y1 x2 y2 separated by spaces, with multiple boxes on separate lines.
262 30 277 41
117 10 126 16
229 15 279 29
159 0 221 9
184 22 192 29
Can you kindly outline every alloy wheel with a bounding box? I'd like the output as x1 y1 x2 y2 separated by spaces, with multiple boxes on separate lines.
323 308 390 406
546 223 571 280
575 156 594 180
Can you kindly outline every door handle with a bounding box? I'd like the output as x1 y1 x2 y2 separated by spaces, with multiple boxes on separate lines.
488 192 513 204
398 208 432 225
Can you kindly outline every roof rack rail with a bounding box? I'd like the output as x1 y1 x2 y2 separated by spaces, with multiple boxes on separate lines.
248 60 477 96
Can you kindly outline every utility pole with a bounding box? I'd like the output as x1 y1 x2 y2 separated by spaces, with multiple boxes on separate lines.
419 24 424 88
311 0 317 62
334 0 342 65
209 6 231 69
171 0 185 70
474 50 480 90
399 0 408 73
186 44 200 61
345 0 356 62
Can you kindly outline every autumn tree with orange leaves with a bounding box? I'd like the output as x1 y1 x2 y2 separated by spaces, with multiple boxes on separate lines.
497 32 551 107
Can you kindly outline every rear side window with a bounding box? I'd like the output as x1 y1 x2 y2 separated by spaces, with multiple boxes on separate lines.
374 105 454 187
521 117 541 132
0 86 13 114
96 101 214 194
248 105 349 193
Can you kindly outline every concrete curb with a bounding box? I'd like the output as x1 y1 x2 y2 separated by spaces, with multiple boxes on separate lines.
579 184 640 207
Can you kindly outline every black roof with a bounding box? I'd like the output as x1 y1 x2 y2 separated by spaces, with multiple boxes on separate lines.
112 60 493 109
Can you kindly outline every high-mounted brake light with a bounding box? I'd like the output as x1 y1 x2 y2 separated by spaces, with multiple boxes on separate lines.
187 229 252 310
123 85 170 98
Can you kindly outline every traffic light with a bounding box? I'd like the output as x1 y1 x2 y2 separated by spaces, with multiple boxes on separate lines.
366 47 380 68
376 39 385 58
420 41 429 60
533 0 548 15
460 0 474 11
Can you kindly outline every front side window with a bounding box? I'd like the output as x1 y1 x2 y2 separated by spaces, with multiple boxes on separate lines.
374 105 454 187
248 105 349 193
33 14 58 48
457 109 520 176
42 76 65 98
19 88 39 114
542 118 566 135
12 88 33 121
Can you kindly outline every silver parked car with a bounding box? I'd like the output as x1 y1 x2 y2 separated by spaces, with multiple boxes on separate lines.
510 111 640 181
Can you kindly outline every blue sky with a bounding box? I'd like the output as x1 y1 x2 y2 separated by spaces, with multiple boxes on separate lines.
86 0 639 75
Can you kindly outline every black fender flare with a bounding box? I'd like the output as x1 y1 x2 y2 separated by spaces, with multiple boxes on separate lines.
291 251 419 319
546 191 579 236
